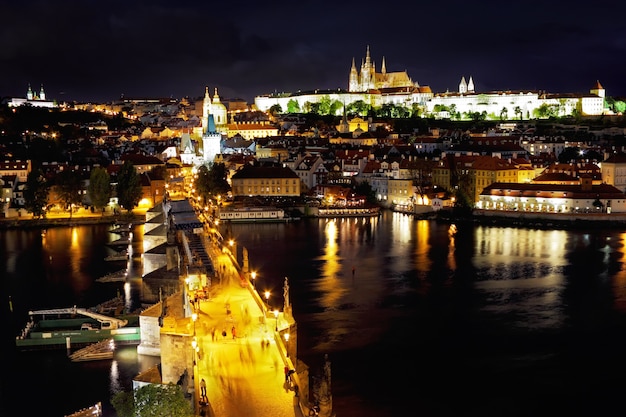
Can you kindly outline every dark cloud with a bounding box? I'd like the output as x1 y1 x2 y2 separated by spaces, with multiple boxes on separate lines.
2 1 626 103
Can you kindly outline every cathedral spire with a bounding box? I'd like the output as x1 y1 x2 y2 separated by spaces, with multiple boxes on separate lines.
202 86 212 135
381 56 386 74
459 76 467 94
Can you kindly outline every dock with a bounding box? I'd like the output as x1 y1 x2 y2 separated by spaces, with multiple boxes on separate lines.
68 338 115 362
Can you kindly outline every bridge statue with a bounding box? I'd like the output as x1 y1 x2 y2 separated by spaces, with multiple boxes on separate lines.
283 277 291 318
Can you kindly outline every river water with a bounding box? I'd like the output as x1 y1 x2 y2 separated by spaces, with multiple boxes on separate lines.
3 210 626 417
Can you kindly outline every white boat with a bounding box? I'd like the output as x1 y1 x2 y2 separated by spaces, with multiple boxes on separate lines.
218 207 293 223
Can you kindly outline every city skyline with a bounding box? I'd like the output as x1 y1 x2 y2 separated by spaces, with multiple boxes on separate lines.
2 1 626 103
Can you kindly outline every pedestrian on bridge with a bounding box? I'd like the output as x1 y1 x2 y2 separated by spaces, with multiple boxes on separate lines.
200 378 207 401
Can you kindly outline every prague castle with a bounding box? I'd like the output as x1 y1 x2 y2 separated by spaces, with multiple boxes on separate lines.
254 46 607 119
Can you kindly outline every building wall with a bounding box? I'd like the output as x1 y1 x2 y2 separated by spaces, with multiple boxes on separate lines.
231 177 301 197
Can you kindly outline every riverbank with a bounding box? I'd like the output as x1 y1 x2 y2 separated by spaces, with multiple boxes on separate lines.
0 212 146 229
435 208 626 230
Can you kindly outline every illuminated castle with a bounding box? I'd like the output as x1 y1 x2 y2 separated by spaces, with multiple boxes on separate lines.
348 45 417 92
254 46 607 118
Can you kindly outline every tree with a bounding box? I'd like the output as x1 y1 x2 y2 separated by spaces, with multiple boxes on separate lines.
23 168 49 218
269 104 283 116
347 100 370 116
558 146 582 163
514 106 522 120
329 100 343 116
111 383 193 417
286 99 300 113
453 172 474 216
116 160 142 212
195 162 231 203
111 390 135 417
55 169 83 218
87 167 112 214
317 95 332 115
353 180 377 204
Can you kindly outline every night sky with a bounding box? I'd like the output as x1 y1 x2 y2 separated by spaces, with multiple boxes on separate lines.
2 0 625 104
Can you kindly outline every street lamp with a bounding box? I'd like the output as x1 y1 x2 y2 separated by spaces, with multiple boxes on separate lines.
251 271 257 290
273 309 279 332
264 291 270 310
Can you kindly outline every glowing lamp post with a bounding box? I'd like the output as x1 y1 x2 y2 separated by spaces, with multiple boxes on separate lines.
264 291 270 310
251 271 257 290
273 309 279 332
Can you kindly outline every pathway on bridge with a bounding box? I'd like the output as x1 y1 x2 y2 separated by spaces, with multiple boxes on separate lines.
193 243 304 417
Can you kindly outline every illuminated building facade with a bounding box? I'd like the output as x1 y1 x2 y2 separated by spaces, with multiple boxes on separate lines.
9 83 56 108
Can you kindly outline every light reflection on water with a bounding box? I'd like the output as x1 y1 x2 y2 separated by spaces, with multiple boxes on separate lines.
231 212 626 355
5 214 626 417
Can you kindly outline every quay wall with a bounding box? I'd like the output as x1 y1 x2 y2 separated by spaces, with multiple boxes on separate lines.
460 209 626 229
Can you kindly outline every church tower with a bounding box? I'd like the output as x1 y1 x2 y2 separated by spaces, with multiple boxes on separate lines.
27 84 33 100
211 88 228 133
360 45 375 91
591 80 605 98
467 76 475 93
202 114 222 165
202 86 212 135
179 131 196 165
459 76 468 94
39 84 46 101
349 58 359 92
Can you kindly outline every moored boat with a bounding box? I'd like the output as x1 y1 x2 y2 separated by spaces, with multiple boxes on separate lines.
218 206 296 223
15 305 141 350
317 206 381 218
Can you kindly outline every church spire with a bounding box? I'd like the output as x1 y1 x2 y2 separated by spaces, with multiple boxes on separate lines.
459 76 467 94
349 57 359 92
202 86 212 135
381 56 386 74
